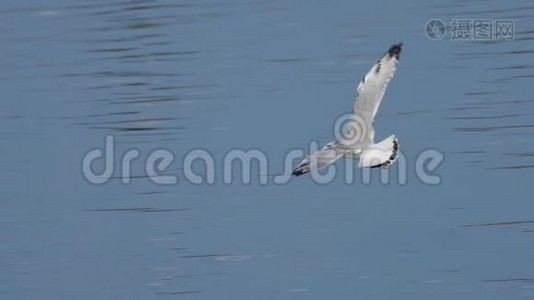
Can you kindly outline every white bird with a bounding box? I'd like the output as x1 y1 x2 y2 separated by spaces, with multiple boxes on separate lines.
293 43 402 176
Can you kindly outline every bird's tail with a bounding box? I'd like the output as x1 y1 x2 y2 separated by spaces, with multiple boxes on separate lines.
358 135 399 168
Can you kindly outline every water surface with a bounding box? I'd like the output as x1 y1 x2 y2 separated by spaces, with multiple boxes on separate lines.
1 0 534 299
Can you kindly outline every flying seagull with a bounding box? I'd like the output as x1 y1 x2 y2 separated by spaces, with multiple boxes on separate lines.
293 43 402 176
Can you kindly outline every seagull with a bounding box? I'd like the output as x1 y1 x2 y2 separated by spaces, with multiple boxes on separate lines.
293 43 402 176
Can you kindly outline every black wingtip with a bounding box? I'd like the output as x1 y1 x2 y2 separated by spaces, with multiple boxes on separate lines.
292 169 304 177
387 42 402 59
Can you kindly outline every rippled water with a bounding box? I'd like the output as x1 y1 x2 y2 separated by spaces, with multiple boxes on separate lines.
2 0 534 299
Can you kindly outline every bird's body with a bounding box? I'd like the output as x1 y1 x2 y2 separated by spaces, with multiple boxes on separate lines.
293 43 403 176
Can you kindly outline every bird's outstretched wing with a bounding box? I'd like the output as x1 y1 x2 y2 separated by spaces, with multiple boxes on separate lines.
292 142 346 176
353 43 402 142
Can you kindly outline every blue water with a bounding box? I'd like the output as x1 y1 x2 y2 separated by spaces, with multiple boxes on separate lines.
2 0 534 299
